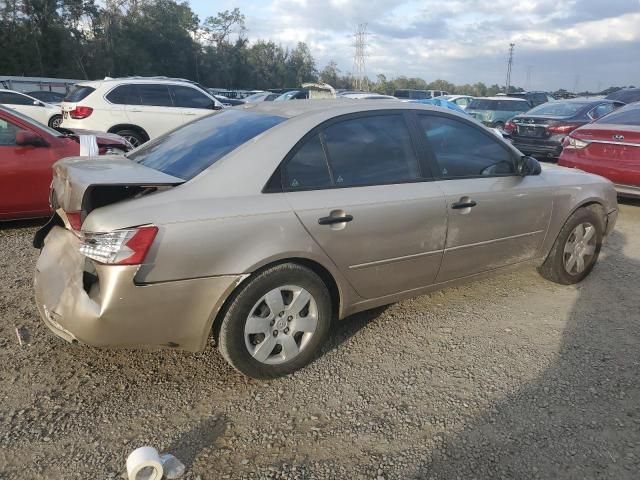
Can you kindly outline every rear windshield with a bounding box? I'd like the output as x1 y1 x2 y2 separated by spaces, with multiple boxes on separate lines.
526 102 589 116
128 109 286 180
595 106 640 126
468 99 497 110
64 85 95 102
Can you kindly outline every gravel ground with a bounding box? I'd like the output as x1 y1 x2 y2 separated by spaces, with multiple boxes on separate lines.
0 202 639 480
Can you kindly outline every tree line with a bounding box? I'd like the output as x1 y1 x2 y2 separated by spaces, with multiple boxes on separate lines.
0 0 631 97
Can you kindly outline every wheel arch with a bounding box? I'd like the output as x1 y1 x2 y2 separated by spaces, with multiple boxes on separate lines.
210 257 342 344
107 124 150 142
540 198 607 263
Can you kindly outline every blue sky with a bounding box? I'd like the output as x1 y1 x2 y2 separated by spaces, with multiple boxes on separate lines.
189 0 640 91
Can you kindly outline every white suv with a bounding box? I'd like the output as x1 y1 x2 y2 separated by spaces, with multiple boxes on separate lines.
60 77 224 146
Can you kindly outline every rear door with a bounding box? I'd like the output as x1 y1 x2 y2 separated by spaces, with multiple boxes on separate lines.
170 85 219 124
125 83 180 139
416 113 553 282
283 112 447 299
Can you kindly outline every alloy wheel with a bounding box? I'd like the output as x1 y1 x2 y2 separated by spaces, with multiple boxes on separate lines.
563 222 597 275
244 285 318 365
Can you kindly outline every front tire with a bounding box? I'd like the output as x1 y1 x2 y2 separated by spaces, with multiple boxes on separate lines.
218 263 332 379
538 206 604 284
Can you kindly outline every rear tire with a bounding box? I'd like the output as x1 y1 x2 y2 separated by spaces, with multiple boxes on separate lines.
48 115 62 129
218 263 332 379
113 129 145 148
537 206 604 284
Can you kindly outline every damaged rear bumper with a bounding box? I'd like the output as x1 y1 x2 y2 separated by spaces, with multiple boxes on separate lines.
34 226 245 352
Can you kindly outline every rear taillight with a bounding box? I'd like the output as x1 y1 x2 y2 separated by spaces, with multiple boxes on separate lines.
69 106 93 119
78 226 158 265
548 124 580 135
504 120 516 134
562 136 590 150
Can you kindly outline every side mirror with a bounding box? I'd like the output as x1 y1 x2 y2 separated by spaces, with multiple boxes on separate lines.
16 130 47 147
212 103 223 110
33 100 44 107
518 155 541 176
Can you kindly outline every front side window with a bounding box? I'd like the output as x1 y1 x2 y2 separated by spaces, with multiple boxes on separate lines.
0 117 19 145
137 84 173 107
171 86 214 109
0 92 33 106
322 115 421 187
284 134 332 190
129 109 286 180
419 115 515 178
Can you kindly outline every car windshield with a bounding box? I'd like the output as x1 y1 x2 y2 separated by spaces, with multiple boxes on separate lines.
0 105 61 136
244 92 267 102
128 109 286 180
527 101 590 116
595 106 640 126
274 91 298 101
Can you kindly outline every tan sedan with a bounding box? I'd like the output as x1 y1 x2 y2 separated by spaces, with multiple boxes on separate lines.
34 100 618 378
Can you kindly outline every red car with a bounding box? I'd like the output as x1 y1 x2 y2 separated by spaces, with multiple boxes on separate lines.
559 102 640 198
0 106 131 220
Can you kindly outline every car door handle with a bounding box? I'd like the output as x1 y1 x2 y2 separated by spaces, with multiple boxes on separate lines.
318 214 353 225
451 200 477 209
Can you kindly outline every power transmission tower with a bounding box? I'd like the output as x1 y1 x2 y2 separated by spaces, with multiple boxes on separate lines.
353 23 368 91
505 43 515 94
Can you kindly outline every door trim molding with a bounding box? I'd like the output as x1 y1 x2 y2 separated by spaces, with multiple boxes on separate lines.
349 249 442 270
446 229 544 252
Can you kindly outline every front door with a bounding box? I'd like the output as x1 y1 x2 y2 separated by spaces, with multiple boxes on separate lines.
283 113 447 299
170 85 219 125
0 117 53 218
416 113 553 282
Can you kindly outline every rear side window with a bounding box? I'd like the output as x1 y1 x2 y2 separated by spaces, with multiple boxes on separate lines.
468 99 497 110
595 106 640 126
0 92 33 105
171 86 214 109
64 85 95 102
137 84 173 107
322 115 420 187
497 100 528 112
129 109 286 180
106 85 140 105
419 115 515 178
284 135 332 189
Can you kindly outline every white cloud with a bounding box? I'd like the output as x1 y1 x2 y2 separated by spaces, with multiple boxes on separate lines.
191 0 640 90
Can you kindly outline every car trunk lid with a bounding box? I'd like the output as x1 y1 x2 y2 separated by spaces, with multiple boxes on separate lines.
51 155 185 214
571 123 640 146
33 155 184 248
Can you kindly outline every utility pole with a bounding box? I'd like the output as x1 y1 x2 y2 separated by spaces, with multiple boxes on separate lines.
526 65 532 91
353 23 368 91
505 43 515 94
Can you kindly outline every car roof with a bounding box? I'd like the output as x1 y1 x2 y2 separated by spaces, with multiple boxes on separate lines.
75 77 203 87
474 96 529 102
236 98 483 120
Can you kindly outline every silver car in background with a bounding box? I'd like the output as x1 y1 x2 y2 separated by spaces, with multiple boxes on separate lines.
33 100 618 379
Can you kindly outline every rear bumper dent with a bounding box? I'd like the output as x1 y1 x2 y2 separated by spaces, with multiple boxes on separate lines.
34 226 245 352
